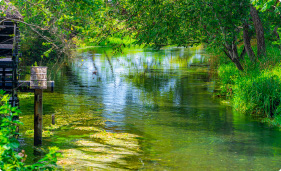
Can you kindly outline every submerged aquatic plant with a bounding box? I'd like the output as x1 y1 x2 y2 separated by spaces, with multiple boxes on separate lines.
25 129 54 137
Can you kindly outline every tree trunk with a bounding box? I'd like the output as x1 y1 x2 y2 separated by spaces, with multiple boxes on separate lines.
243 22 256 62
224 43 244 71
231 42 244 71
232 58 244 71
250 5 266 57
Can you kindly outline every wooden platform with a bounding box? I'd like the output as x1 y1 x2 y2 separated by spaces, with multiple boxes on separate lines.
0 44 13 49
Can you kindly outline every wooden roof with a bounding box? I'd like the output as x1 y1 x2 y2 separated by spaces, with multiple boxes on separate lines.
0 0 23 20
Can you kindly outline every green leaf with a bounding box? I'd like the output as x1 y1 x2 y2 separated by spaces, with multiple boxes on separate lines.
1 94 9 103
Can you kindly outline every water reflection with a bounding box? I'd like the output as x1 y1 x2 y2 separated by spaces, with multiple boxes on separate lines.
19 46 281 170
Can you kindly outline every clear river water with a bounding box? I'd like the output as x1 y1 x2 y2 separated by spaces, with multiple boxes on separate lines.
19 46 281 170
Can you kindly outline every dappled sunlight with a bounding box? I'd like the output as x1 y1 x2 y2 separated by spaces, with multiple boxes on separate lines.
57 131 141 170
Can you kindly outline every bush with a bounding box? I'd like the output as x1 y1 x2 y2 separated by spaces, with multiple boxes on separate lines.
0 90 60 170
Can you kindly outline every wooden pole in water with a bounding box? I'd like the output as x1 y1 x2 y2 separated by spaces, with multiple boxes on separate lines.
52 114 55 125
34 89 43 146
31 66 47 146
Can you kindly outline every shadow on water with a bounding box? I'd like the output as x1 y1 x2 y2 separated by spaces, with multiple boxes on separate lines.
18 46 281 170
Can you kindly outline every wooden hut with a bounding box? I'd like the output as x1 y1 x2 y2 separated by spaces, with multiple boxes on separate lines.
0 0 22 107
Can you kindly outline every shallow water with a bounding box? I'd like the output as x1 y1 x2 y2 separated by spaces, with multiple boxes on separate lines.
19 46 281 170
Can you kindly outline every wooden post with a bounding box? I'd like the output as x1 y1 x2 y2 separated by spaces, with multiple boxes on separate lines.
52 114 55 125
18 67 54 145
31 67 47 146
34 89 43 146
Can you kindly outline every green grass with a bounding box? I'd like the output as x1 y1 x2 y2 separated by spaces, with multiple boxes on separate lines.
217 43 281 125
233 67 281 117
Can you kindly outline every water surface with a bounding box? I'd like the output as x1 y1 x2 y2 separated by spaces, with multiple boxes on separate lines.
19 46 281 170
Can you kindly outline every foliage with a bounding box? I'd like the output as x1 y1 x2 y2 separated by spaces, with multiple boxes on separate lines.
108 0 260 70
9 0 104 65
0 90 60 170
252 0 281 13
112 0 247 46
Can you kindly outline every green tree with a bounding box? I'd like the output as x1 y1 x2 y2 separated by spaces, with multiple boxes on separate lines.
252 0 281 53
109 0 269 70
7 0 104 64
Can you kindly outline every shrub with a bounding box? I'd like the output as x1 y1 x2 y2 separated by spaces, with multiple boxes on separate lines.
0 90 60 170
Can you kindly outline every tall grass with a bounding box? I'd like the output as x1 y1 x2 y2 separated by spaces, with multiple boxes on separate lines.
217 63 240 96
217 43 281 124
233 68 281 117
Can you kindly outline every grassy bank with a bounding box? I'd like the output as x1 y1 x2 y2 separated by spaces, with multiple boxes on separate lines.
216 44 281 125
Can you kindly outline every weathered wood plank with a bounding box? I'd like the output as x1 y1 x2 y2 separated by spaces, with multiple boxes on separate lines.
18 81 54 92
0 44 13 49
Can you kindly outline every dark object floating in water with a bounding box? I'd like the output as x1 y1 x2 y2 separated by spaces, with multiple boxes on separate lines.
92 70 98 75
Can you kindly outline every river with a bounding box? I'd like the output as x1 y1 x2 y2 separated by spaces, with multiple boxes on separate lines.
19 46 281 170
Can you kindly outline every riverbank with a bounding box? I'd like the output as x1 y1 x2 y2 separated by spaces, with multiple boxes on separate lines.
214 44 281 126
